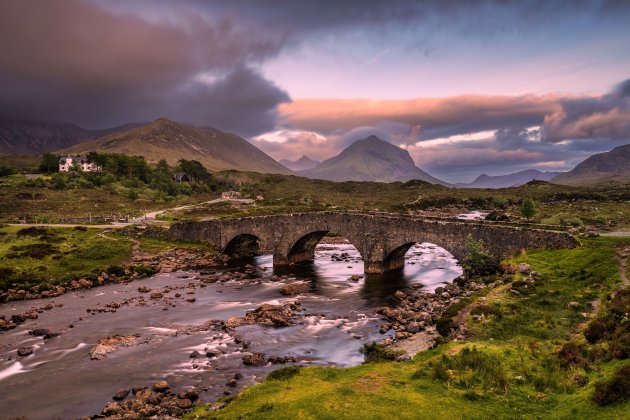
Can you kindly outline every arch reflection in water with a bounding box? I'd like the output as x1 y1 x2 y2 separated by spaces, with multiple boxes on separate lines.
251 238 462 307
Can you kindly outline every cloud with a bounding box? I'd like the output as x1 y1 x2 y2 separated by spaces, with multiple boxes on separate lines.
168 66 290 136
542 79 630 142
0 0 288 133
279 95 561 140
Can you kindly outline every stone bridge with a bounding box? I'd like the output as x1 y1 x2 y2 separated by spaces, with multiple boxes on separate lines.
164 212 579 274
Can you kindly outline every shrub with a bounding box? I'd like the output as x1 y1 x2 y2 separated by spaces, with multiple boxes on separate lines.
462 234 499 277
266 366 301 381
7 243 59 259
359 342 405 363
106 265 125 276
585 318 612 344
557 342 588 368
16 226 49 237
131 265 158 277
593 364 630 405
436 317 456 337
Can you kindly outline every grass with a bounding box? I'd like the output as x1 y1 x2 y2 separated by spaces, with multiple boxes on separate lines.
0 225 134 291
186 236 630 419
0 225 216 293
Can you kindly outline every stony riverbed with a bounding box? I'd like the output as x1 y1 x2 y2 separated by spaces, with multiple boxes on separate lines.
0 239 462 419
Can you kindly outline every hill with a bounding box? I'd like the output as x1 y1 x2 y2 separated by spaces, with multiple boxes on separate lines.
0 119 136 155
552 143 630 185
279 155 319 171
457 169 563 188
62 118 291 174
298 135 448 185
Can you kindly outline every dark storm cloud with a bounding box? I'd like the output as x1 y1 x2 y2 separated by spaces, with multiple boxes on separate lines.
0 0 288 133
168 66 290 136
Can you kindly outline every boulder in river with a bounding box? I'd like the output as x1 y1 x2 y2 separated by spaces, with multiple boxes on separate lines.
242 352 266 366
279 281 310 296
89 335 139 360
226 301 301 329
17 346 33 357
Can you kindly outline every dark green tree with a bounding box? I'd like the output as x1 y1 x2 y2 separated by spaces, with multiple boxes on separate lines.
520 199 537 220
39 153 60 173
176 159 212 183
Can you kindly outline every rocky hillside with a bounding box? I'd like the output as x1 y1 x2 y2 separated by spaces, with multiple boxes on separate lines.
552 143 630 185
299 135 448 185
0 119 135 155
62 118 291 174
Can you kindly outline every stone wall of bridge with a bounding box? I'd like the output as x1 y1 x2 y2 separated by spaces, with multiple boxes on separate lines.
164 212 579 274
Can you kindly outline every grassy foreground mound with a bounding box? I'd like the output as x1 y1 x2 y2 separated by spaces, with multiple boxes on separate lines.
187 237 630 419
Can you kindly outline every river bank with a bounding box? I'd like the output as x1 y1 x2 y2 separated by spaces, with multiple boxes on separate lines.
0 237 463 419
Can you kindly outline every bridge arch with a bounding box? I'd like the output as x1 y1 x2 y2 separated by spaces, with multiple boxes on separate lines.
280 227 370 267
223 233 260 257
382 242 417 272
286 230 330 264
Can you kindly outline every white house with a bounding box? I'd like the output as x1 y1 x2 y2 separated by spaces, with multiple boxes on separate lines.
58 156 101 172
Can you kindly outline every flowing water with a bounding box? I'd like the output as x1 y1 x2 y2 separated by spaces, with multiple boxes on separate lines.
0 241 461 419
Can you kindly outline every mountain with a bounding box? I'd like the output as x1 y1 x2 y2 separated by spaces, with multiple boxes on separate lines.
552 144 630 185
61 118 291 174
0 119 137 155
279 155 319 171
457 169 563 189
298 135 448 185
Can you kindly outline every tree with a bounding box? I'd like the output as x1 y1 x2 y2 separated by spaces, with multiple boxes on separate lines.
39 153 60 173
520 199 537 220
462 234 498 277
176 159 212 183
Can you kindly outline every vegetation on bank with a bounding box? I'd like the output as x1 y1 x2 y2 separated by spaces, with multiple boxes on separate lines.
1 154 629 228
0 225 203 295
187 237 630 419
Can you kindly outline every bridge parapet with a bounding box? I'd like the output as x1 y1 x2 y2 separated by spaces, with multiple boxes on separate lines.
164 212 579 274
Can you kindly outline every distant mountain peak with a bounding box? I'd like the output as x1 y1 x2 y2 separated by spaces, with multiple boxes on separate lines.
459 169 563 189
279 155 319 171
298 135 448 185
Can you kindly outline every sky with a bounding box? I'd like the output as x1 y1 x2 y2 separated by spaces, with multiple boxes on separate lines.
1 0 630 182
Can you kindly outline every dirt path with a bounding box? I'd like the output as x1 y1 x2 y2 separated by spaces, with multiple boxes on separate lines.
617 246 630 287
133 198 254 222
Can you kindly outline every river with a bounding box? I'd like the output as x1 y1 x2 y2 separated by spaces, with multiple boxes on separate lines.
0 240 461 419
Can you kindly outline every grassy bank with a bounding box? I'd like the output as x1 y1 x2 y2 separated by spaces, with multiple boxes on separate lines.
187 237 630 419
0 225 199 293
3 168 630 229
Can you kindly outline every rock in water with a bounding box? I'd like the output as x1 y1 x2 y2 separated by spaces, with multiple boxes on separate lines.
113 389 130 400
17 346 33 356
89 335 139 360
242 353 266 366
